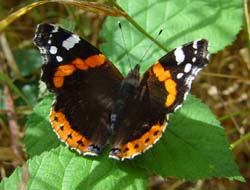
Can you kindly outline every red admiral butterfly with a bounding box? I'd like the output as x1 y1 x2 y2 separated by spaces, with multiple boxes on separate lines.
34 23 209 161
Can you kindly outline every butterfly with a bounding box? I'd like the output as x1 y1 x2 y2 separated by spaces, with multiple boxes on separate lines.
34 23 209 160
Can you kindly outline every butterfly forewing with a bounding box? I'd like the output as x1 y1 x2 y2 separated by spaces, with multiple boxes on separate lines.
146 39 209 112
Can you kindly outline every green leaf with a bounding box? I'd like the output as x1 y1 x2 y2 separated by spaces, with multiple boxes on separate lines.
100 0 243 75
19 82 39 105
0 72 32 107
0 146 147 190
14 48 41 77
24 95 60 157
59 18 77 32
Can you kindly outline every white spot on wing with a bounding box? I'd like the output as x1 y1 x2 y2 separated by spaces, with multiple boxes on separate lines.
177 73 184 79
193 40 198 49
62 34 81 50
174 47 185 65
192 57 196 63
56 56 63 62
51 26 59 33
184 63 192 73
49 46 57 54
193 67 202 76
39 47 47 54
186 67 202 90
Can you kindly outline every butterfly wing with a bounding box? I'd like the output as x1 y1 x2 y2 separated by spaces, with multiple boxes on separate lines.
110 39 209 160
34 23 123 156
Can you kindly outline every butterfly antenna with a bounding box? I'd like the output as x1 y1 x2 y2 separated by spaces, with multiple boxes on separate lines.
118 21 133 70
138 29 163 64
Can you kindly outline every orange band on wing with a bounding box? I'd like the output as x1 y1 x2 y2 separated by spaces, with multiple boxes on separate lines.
72 58 88 70
158 70 171 82
53 65 76 88
50 107 94 154
53 54 106 88
164 79 177 107
85 54 106 68
152 62 164 77
110 120 167 160
152 62 177 107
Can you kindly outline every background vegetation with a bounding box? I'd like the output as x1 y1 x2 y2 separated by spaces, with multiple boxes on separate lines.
0 0 249 189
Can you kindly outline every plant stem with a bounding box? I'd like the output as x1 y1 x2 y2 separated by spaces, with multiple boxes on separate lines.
231 132 250 149
111 1 168 52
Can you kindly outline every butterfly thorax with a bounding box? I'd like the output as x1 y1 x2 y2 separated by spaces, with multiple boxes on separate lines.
110 64 140 132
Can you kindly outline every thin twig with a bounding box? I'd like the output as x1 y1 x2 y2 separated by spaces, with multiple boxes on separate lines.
110 0 168 52
166 180 185 190
231 132 250 149
0 33 21 158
